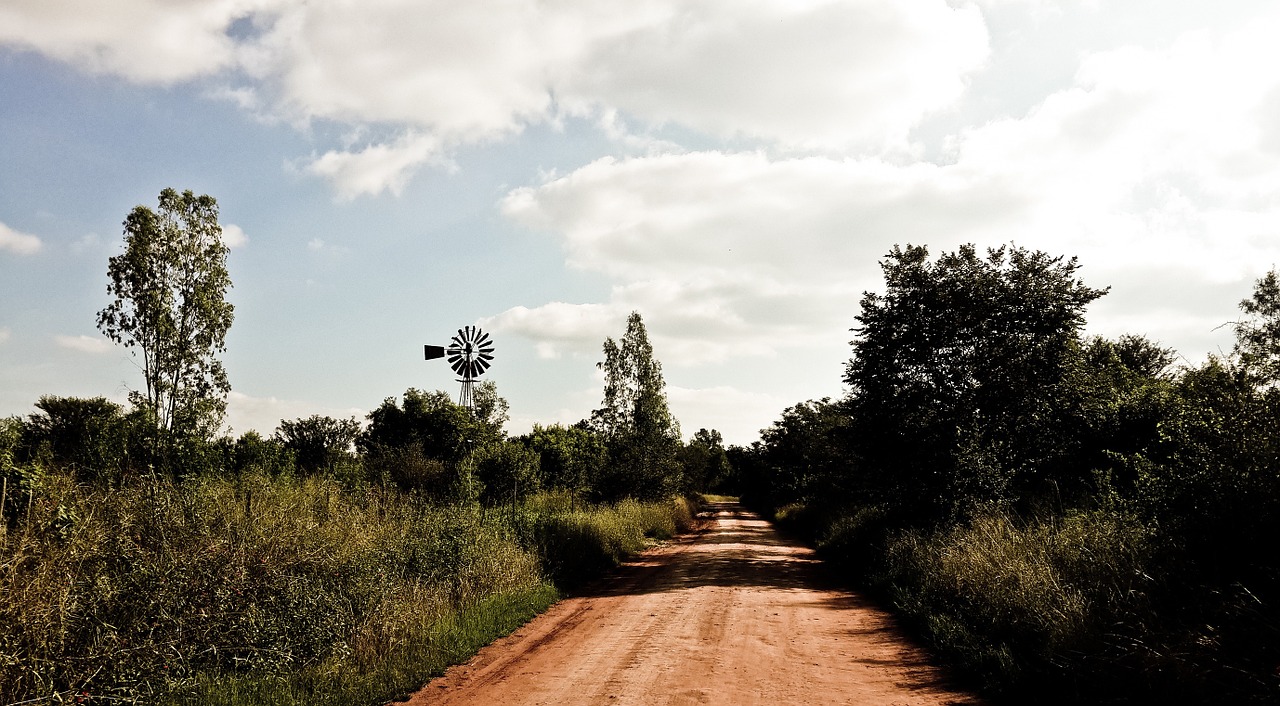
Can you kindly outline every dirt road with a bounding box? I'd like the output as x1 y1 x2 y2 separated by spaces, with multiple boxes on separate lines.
403 501 980 706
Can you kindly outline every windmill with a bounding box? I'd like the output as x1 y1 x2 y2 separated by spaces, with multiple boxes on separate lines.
424 325 494 412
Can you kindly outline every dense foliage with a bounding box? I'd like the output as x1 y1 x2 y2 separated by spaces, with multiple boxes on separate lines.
738 243 1280 704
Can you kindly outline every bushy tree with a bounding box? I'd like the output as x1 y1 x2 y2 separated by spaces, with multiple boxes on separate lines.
845 244 1107 515
19 396 154 484
750 400 852 508
274 415 360 475
1234 268 1280 384
228 430 294 476
471 440 541 506
360 386 507 495
591 312 681 500
677 428 733 494
96 189 234 446
519 423 607 494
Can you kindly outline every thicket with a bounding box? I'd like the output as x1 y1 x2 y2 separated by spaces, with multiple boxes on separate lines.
733 244 1280 704
0 437 698 704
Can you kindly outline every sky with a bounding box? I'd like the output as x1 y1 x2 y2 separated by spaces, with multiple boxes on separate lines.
2 0 1279 445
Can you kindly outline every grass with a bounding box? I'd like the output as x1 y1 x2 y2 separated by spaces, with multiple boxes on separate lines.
1 469 698 705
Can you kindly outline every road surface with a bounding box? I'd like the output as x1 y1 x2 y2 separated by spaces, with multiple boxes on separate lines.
402 501 980 706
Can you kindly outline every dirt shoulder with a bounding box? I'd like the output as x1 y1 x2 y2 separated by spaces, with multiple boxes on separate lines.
401 501 980 706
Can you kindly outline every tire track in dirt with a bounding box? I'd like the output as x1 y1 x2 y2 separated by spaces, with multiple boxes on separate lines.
400 501 981 706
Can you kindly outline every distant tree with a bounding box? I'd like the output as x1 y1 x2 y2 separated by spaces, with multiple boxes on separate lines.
677 428 733 494
229 430 294 476
845 244 1107 514
274 415 361 475
18 395 155 483
755 400 853 507
96 188 234 440
472 440 541 506
360 386 508 496
1234 268 1280 384
591 312 682 500
520 423 607 494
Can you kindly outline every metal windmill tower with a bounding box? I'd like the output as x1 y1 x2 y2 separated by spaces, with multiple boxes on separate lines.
424 325 494 412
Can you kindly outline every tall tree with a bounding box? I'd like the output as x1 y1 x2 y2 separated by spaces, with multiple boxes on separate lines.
591 311 681 499
97 189 234 438
845 244 1107 513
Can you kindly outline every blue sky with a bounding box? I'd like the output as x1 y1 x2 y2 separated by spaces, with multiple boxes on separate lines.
2 0 1278 444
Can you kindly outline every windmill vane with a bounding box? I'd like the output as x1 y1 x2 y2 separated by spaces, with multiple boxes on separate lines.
425 325 494 412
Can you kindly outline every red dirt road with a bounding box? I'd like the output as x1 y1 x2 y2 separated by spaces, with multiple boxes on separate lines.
403 501 980 706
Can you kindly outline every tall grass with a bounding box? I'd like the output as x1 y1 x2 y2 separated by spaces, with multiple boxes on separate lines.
880 508 1154 695
0 469 696 705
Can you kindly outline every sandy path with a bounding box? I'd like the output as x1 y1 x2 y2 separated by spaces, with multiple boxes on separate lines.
402 501 980 706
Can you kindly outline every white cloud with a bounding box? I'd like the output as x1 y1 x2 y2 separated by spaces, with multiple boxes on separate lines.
0 222 43 255
560 1 989 151
666 385 796 445
305 133 451 200
0 327 10 345
495 151 1018 362
224 390 365 437
2 0 992 196
0 0 259 83
222 223 249 248
55 334 114 354
495 12 1280 367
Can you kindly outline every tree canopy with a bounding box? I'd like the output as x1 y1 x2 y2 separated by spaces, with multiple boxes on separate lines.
96 188 234 440
591 311 682 500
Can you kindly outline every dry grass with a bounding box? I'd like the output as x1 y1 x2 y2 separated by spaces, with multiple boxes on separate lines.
1 468 695 705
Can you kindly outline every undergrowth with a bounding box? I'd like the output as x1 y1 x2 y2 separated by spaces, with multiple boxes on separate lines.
0 469 696 705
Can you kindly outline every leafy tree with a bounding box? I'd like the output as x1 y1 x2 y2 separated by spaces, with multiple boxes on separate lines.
1234 268 1280 384
472 440 541 506
228 430 294 476
19 396 155 483
753 399 853 507
591 312 681 500
274 415 361 475
845 244 1107 514
360 386 507 495
677 428 733 494
96 188 234 441
519 423 607 494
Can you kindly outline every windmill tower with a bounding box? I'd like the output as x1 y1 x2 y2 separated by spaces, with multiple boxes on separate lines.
424 326 494 412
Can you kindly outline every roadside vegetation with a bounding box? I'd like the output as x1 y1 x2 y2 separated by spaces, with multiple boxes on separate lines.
730 245 1280 704
0 189 719 705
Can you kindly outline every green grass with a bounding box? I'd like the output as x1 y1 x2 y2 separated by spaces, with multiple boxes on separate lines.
163 584 560 706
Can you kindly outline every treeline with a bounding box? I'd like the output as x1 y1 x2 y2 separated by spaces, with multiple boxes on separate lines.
730 244 1280 704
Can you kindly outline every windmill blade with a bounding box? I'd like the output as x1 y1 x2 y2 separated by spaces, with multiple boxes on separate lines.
476 331 491 345
477 359 491 372
479 352 494 362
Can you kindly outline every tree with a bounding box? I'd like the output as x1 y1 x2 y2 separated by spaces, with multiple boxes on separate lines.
274 415 361 475
1234 268 1280 384
677 428 733 494
520 423 607 494
591 312 682 500
845 244 1107 514
360 386 508 496
97 189 234 440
